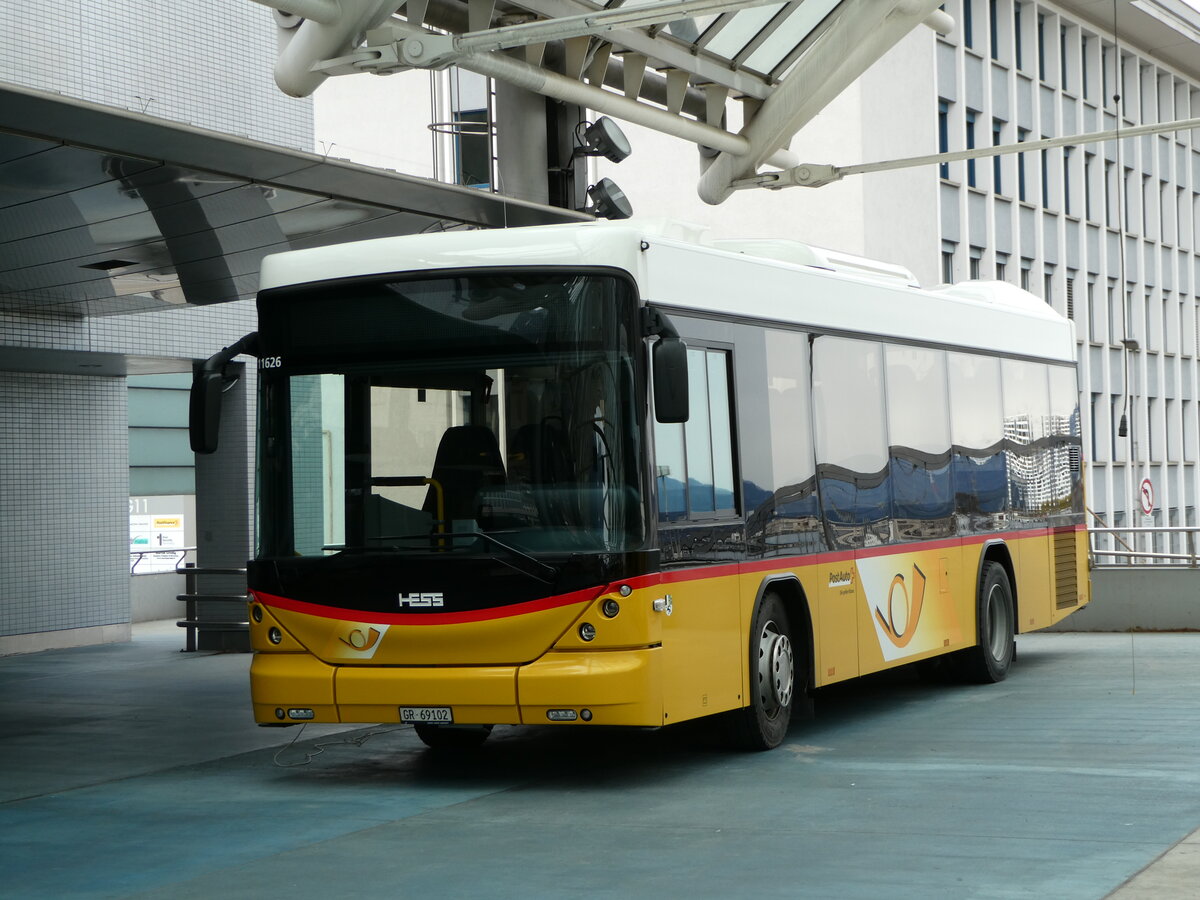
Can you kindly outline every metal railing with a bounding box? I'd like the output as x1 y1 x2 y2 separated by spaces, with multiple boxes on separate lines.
1089 526 1200 568
176 562 249 652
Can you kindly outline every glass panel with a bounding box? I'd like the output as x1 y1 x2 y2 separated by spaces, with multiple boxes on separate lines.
758 330 821 553
289 374 344 556
1002 359 1052 517
704 3 788 59
1047 366 1080 438
654 421 687 520
1002 359 1051 444
813 337 887 473
948 352 1003 450
743 0 838 75
707 351 735 511
947 353 1005 529
812 337 890 546
886 346 950 453
1047 364 1083 518
261 274 644 557
685 347 715 512
886 346 953 538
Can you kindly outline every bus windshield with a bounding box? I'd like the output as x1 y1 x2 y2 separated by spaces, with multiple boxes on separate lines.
256 272 645 559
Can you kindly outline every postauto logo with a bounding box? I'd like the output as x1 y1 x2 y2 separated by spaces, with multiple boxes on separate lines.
856 554 960 662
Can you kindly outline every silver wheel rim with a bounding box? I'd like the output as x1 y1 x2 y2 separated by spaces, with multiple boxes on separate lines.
986 583 1011 660
756 620 794 718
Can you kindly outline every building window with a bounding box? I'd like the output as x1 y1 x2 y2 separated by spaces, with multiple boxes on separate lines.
1020 258 1033 291
1040 146 1050 208
1014 2 1024 69
1066 275 1075 319
1105 160 1116 227
1037 13 1046 81
996 256 1008 281
942 243 956 283
1043 268 1054 305
1081 35 1090 99
970 247 983 280
449 71 493 189
1060 24 1069 90
992 119 1004 194
966 110 978 188
1084 152 1094 220
1099 42 1108 106
1063 146 1073 216
1124 168 1134 232
938 100 950 179
989 0 1000 60
964 0 975 49
1087 279 1098 342
1017 128 1029 201
1108 281 1121 345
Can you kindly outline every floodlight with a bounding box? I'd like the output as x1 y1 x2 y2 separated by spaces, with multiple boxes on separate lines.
575 117 632 163
581 178 633 220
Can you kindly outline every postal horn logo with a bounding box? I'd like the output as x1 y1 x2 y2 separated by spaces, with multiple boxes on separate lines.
874 564 926 648
339 626 383 651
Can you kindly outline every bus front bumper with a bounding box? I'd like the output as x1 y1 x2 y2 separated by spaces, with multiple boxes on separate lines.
250 648 664 727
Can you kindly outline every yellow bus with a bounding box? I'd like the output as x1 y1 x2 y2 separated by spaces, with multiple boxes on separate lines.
192 220 1089 750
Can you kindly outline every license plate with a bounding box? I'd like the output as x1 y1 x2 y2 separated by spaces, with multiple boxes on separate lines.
400 706 453 724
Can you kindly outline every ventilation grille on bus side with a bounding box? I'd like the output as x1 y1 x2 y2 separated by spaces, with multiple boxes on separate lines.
1054 531 1079 609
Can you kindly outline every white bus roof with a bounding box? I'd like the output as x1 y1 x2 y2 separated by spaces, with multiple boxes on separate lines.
259 220 1076 364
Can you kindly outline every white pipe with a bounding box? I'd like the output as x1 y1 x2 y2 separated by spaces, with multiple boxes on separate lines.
697 0 941 204
250 0 345 27
274 0 397 97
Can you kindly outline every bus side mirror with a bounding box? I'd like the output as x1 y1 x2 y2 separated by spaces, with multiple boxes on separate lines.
188 332 260 454
653 337 689 424
190 371 224 454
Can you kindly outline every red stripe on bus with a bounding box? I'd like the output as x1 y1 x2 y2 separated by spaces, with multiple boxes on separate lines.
252 586 599 626
253 523 1086 620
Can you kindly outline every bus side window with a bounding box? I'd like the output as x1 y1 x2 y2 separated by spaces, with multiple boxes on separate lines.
812 337 890 547
885 345 954 539
947 352 1006 529
654 347 737 521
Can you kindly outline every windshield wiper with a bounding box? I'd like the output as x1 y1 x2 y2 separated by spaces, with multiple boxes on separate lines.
457 531 559 584
327 533 558 585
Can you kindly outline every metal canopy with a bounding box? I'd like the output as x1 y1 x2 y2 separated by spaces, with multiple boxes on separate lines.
0 82 586 321
254 0 949 204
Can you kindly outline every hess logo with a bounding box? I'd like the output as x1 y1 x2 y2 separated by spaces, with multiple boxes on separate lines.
399 592 444 608
874 565 926 648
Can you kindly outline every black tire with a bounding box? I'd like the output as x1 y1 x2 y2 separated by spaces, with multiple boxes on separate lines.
957 561 1015 683
413 723 493 750
731 592 797 751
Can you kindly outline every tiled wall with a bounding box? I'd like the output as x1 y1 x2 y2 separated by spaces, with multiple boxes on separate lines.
0 374 129 635
0 0 300 644
0 0 312 151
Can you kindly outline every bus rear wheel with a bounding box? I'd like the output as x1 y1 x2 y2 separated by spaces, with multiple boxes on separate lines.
732 592 796 750
957 561 1015 683
413 723 493 751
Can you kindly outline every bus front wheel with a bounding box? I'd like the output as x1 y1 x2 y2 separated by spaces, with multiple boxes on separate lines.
958 561 1015 683
732 592 795 750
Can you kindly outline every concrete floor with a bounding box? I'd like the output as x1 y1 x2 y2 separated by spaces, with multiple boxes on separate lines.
1 623 1198 899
